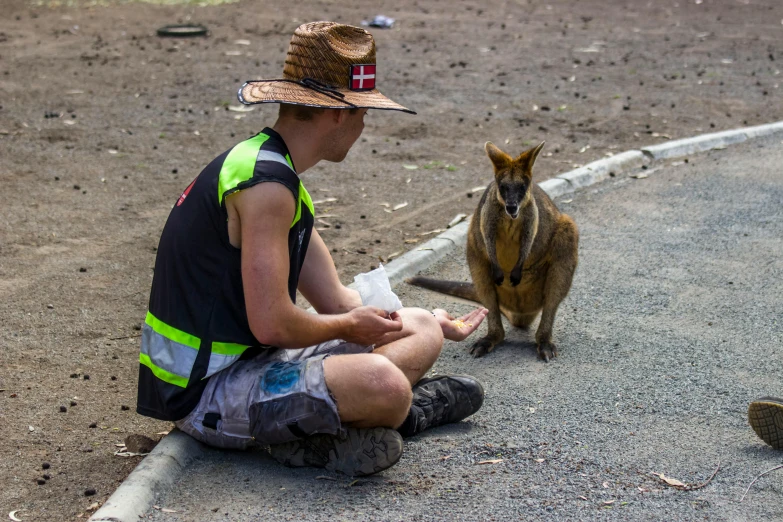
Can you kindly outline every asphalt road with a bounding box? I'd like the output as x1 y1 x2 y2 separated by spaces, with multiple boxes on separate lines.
146 136 783 521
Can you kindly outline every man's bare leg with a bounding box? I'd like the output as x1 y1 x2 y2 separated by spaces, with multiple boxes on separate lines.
373 307 444 385
322 308 443 428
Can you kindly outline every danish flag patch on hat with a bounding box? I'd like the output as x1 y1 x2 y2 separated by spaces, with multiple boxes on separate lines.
349 64 376 91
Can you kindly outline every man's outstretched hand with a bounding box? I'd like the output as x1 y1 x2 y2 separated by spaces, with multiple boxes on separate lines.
433 307 489 342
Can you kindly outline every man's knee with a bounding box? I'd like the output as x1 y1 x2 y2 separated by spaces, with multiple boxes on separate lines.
401 307 444 357
363 354 413 426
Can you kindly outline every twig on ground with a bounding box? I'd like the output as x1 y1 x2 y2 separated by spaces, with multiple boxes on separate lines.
109 334 142 341
740 463 783 502
687 460 721 491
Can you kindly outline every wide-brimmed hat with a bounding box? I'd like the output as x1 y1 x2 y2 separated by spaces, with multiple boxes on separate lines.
238 21 415 114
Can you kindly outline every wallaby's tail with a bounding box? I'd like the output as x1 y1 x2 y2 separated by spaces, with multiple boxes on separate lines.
405 276 480 303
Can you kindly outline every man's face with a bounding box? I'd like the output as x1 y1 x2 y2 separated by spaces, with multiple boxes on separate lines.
323 108 367 162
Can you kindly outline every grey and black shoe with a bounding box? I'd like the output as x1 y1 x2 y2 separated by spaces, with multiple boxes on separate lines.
748 396 783 449
269 427 403 476
397 374 484 438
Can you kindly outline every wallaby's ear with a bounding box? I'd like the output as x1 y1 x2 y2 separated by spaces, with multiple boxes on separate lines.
485 142 511 172
517 141 546 171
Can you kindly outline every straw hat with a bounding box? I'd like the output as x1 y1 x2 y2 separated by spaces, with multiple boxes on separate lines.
238 21 415 114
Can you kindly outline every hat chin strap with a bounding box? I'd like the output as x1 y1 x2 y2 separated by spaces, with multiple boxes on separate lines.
268 78 359 108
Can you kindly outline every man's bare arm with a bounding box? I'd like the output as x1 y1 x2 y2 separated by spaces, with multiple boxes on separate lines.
298 229 362 314
232 183 400 348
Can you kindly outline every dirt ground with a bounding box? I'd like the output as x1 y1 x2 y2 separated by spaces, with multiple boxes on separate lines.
1 0 781 519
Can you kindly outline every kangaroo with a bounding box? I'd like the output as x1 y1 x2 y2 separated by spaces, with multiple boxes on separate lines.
408 142 578 361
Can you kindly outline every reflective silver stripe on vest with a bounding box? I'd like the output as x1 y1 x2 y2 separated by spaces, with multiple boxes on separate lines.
140 324 198 381
256 150 294 172
205 353 242 379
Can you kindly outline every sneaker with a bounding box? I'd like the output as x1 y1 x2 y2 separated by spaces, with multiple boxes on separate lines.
269 427 403 476
397 374 484 438
748 396 783 449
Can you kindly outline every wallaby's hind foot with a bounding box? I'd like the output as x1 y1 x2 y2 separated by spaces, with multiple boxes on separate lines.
537 341 558 362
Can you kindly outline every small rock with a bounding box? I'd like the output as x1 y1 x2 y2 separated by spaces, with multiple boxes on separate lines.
42 462 50 470
83 375 90 380
121 405 129 411
70 373 78 378
124 433 158 454
110 376 117 381
89 422 97 428
47 304 54 309
79 267 87 273
59 406 67 413
37 478 46 485
43 474 51 480
70 401 77 406
84 488 96 496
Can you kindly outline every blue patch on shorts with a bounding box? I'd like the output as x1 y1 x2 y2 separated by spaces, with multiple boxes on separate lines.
261 361 301 395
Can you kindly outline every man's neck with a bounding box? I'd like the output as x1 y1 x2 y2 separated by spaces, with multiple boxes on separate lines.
271 119 323 174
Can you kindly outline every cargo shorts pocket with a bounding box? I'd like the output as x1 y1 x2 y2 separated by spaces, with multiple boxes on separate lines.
248 393 341 445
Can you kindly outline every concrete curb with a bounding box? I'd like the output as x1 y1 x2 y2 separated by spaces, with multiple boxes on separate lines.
89 430 205 522
95 119 783 521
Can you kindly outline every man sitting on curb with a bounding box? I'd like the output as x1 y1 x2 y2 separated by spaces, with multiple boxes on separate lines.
136 21 489 477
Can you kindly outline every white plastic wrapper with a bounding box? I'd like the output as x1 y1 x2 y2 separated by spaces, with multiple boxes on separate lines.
353 264 403 313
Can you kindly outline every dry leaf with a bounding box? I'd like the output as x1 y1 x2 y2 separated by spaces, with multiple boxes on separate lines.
448 214 467 228
579 496 588 501
477 459 504 465
312 197 338 205
156 431 170 436
161 508 178 514
9 511 22 522
631 173 648 179
404 238 419 244
534 458 545 463
402 164 418 170
603 500 615 505
418 229 445 236
440 455 452 461
315 475 337 481
225 50 243 56
392 202 408 211
470 185 487 193
234 39 251 45
317 219 331 227
652 472 687 488
227 105 254 113
387 251 402 261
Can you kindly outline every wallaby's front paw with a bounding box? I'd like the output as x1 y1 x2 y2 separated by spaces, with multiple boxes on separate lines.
469 336 497 358
537 341 558 362
492 265 504 286
510 266 523 286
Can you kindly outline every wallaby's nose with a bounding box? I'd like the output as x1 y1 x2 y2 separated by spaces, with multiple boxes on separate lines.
505 204 519 217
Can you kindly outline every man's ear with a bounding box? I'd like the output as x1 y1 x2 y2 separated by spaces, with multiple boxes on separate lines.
332 108 347 125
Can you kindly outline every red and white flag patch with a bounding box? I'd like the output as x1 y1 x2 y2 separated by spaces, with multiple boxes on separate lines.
349 64 376 91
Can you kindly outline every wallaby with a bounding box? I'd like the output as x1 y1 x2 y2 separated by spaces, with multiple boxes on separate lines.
408 142 578 361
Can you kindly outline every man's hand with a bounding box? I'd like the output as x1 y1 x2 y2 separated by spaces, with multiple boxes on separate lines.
433 307 489 342
344 306 404 345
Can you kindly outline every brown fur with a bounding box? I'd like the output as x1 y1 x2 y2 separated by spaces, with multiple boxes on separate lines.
408 142 578 361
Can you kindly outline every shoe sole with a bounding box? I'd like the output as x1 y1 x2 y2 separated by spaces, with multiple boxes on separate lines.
748 397 783 450
270 427 403 477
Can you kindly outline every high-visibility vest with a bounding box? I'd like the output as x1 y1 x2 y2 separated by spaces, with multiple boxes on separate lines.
136 129 314 421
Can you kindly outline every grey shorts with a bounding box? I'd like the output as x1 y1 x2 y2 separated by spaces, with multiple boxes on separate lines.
175 339 373 450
